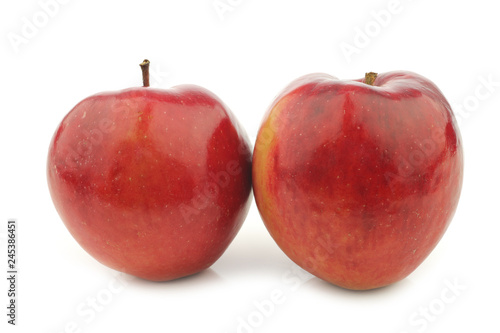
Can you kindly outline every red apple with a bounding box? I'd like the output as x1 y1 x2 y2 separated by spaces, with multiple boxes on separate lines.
253 71 463 290
47 60 252 281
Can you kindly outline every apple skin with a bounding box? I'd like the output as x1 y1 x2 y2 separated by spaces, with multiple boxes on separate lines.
253 71 463 290
47 85 252 281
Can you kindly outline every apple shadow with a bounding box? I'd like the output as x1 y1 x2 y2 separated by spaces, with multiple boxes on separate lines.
303 274 416 299
126 267 226 289
212 232 292 278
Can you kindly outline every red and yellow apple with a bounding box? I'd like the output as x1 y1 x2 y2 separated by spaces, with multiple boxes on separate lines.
253 71 463 290
47 60 252 281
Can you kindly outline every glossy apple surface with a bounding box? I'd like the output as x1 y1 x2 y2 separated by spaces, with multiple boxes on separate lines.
48 83 252 281
253 71 463 290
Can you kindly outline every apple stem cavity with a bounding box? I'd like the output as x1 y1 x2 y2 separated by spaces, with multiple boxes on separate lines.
140 59 151 87
364 72 378 86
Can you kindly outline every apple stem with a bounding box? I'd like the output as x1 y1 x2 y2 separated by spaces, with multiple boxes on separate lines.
140 59 150 87
364 72 378 86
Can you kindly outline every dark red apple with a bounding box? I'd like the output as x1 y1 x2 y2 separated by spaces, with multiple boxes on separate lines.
253 71 463 290
47 60 252 281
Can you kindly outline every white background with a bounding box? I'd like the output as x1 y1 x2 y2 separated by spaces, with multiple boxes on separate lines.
1 0 499 332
